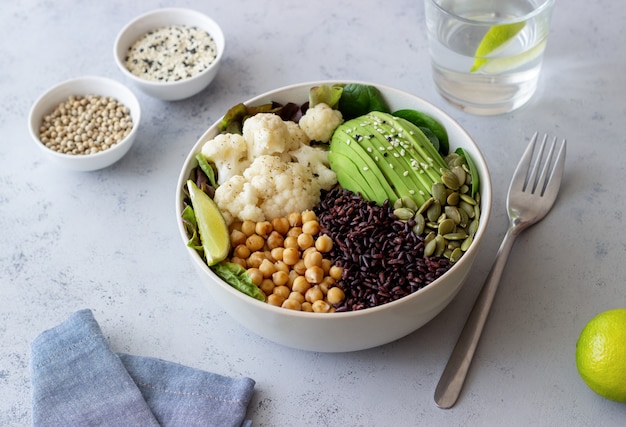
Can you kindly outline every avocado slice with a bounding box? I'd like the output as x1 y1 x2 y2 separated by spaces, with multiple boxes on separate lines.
330 128 397 204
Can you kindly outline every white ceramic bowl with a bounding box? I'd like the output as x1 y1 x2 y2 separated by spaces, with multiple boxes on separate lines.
114 8 225 101
28 76 141 172
176 81 492 352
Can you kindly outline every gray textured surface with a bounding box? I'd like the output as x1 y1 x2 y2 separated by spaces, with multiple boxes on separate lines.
2 0 626 425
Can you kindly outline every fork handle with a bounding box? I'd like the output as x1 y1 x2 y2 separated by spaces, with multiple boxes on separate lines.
434 225 521 409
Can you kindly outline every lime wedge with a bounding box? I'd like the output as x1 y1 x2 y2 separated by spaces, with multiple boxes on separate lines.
186 180 230 266
480 39 547 74
470 22 526 73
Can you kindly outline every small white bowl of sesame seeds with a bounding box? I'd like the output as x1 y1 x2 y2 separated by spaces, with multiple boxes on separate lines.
114 8 225 101
28 76 141 172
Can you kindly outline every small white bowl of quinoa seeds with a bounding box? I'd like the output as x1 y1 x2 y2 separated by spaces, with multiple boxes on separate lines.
28 76 141 171
114 8 225 101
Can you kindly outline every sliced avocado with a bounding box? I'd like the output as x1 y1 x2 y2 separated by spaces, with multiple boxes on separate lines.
354 124 430 206
330 128 397 203
328 151 378 202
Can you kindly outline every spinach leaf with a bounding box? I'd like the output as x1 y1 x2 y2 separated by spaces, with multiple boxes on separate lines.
338 83 390 120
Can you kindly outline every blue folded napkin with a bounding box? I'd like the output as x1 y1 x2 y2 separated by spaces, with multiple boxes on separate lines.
30 309 255 426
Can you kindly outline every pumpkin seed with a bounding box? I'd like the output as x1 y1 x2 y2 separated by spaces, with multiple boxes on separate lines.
402 196 418 212
438 218 456 236
393 198 404 209
427 201 441 222
461 236 473 251
446 191 460 206
394 207 415 221
412 213 425 235
417 197 435 215
468 218 479 237
424 238 437 257
444 206 462 224
432 182 448 206
458 207 469 228
449 248 464 263
435 235 446 256
443 232 468 241
460 193 477 205
451 166 466 188
441 169 460 190
459 201 475 218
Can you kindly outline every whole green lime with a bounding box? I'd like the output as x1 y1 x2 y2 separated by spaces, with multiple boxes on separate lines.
576 308 626 402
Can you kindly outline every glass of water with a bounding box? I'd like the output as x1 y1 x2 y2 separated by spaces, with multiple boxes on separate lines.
424 0 555 115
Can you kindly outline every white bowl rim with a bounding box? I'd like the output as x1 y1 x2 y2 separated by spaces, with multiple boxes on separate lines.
113 7 226 88
176 79 493 319
28 75 141 161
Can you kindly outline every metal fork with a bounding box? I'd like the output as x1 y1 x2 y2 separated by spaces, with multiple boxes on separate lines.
434 132 567 409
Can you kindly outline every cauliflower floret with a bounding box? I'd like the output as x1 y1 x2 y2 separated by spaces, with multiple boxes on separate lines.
242 113 291 159
201 133 250 185
290 144 337 191
298 102 343 143
284 120 310 149
212 155 321 224
213 175 264 224
244 155 321 220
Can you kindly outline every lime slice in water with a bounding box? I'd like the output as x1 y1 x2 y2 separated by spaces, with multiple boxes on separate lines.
470 22 526 73
480 38 547 74
186 179 230 266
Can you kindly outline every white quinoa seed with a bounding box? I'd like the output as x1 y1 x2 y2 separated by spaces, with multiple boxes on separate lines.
124 25 218 82
38 95 133 155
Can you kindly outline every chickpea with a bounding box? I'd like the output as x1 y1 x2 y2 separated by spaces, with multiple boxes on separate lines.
266 231 284 250
260 279 275 295
293 259 307 275
259 259 276 278
297 233 314 250
292 275 311 294
304 250 323 269
329 265 343 280
272 217 290 235
282 247 300 266
230 229 247 247
315 234 333 252
233 244 251 259
288 212 302 227
274 260 289 273
270 247 285 262
305 266 324 284
255 221 273 238
318 281 329 295
301 210 317 223
312 300 331 313
302 220 320 235
301 301 313 312
267 294 284 307
281 298 301 311
272 270 289 286
288 269 299 286
305 285 324 303
273 285 291 299
247 268 263 286
288 291 305 304
327 287 345 305
246 251 265 268
283 236 299 249
241 220 256 236
287 226 303 237
245 234 265 252
230 257 246 269
321 258 332 274
230 220 243 232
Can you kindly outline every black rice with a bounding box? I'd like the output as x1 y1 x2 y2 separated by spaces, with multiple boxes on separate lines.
315 188 451 312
